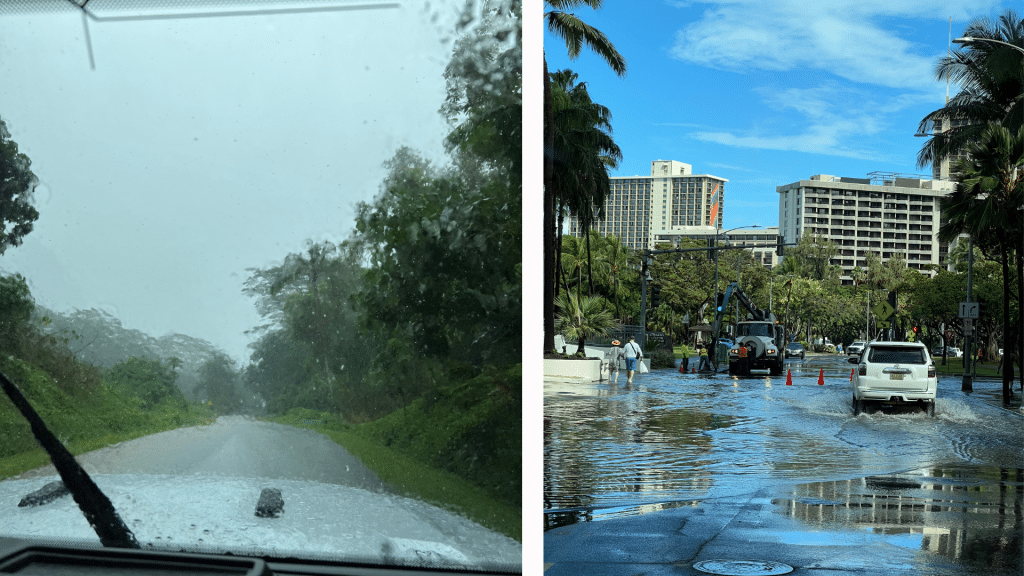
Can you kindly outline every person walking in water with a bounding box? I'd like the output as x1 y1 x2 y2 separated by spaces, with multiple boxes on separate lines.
607 340 623 382
624 336 643 384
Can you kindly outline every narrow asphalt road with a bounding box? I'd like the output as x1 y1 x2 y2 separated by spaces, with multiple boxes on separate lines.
14 416 388 492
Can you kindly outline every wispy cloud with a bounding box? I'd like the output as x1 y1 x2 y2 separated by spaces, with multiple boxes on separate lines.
692 83 909 158
709 162 757 172
686 83 938 159
666 0 998 90
693 129 885 160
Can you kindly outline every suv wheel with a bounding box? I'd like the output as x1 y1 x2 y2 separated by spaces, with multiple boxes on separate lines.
926 401 935 418
853 395 863 416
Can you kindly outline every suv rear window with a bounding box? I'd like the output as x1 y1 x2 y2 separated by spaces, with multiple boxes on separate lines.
867 346 926 364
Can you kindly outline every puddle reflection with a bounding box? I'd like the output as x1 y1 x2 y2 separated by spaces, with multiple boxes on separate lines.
774 464 1023 573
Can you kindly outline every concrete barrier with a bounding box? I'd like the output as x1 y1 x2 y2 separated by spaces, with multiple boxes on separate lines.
543 358 603 382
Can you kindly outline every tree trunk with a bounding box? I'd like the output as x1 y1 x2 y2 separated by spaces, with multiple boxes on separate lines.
543 53 556 354
555 200 565 301
585 229 594 296
999 236 1013 404
1016 244 1022 390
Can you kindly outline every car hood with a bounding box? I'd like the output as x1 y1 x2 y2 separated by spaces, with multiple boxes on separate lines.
0 473 521 571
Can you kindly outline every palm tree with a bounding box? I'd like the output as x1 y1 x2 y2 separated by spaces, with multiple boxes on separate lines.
550 69 622 299
544 0 626 354
555 292 616 356
916 10 1024 174
599 233 634 320
941 122 1024 403
560 233 589 302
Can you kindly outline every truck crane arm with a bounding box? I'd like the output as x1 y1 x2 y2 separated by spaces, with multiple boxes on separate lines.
708 282 775 369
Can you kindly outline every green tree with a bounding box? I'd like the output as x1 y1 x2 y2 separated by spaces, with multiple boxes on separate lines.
441 0 521 192
544 0 626 354
555 292 615 355
0 118 40 255
776 232 840 283
243 329 314 415
942 123 1024 401
352 146 519 368
195 352 241 413
596 233 635 320
550 70 621 298
917 10 1024 173
0 273 33 354
106 357 182 409
268 241 344 402
560 233 589 301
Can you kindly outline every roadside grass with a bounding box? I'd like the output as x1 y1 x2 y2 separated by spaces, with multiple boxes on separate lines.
0 357 216 480
934 360 1007 378
273 364 521 542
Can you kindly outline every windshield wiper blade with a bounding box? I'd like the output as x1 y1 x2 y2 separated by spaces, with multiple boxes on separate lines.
0 369 139 549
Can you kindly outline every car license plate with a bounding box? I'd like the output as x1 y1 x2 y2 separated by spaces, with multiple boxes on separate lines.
889 373 904 380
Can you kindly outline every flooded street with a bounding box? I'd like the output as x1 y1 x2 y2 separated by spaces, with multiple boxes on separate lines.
544 354 1023 575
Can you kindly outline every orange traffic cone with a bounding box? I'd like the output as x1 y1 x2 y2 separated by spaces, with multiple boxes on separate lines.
692 366 697 373
850 368 854 381
679 363 686 373
818 368 825 385
786 369 792 386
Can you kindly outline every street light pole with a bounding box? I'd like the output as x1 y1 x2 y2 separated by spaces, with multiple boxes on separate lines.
953 36 1024 55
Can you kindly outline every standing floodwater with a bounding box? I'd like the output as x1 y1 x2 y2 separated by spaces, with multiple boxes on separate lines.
544 355 1022 575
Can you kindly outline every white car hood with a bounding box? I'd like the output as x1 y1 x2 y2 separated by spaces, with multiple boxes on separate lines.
0 473 521 570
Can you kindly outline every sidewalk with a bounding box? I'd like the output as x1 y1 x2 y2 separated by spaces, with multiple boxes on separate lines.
544 489 978 576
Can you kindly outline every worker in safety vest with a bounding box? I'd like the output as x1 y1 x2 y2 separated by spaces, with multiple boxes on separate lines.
698 345 711 371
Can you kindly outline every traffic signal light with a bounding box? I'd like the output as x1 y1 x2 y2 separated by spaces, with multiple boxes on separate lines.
707 237 715 261
776 235 784 256
913 325 918 334
651 285 661 309
887 290 897 309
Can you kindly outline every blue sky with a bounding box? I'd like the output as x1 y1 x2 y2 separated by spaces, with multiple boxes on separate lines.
543 0 1014 229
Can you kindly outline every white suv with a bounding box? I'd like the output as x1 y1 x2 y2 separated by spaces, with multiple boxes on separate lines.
847 341 866 355
848 341 936 417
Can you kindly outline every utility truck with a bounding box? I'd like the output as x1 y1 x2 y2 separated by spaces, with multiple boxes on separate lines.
710 282 786 376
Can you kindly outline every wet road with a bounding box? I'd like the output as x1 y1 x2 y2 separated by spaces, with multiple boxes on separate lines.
3 416 522 567
14 415 387 491
544 354 1023 575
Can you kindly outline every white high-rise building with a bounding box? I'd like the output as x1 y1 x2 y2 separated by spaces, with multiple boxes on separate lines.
568 160 727 251
777 172 955 284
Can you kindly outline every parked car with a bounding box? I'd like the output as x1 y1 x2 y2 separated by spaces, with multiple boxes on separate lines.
932 346 962 358
847 341 866 355
784 342 805 359
848 341 936 417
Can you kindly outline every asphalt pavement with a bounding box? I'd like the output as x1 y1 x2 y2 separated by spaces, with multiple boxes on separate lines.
13 415 388 491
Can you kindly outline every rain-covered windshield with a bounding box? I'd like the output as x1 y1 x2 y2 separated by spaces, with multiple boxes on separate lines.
0 0 521 571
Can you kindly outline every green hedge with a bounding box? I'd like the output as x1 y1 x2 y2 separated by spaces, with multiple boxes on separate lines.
274 364 521 541
0 357 215 479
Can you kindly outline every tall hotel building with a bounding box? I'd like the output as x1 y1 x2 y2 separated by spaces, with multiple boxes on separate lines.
568 160 727 251
777 172 955 284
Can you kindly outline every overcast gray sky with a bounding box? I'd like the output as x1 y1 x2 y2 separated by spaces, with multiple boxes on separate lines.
0 0 466 363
